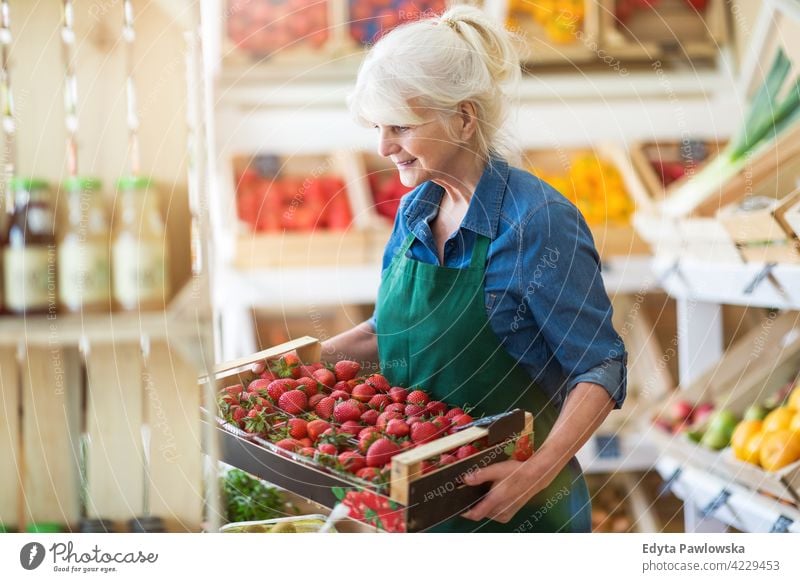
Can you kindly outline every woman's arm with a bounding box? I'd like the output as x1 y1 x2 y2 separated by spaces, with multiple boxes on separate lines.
320 321 380 370
461 381 614 523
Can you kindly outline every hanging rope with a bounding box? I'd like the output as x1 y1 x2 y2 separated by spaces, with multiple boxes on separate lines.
62 0 79 176
0 0 16 211
123 0 140 176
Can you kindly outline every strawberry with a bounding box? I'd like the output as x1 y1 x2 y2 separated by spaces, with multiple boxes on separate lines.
384 403 406 415
406 390 430 406
307 419 331 442
351 383 376 403
511 434 533 462
299 446 317 457
360 409 379 426
368 394 391 410
334 360 361 382
426 401 447 416
404 404 426 417
389 387 408 404
246 379 269 393
266 379 293 402
439 453 457 466
274 438 301 452
411 421 438 444
457 445 480 460
339 420 363 436
294 376 318 397
400 439 415 451
333 380 352 394
333 400 362 424
358 428 381 453
314 396 336 420
330 390 350 401
308 393 326 409
338 451 366 473
431 416 451 434
230 405 247 426
451 413 473 429
312 368 336 389
365 374 390 393
355 467 381 482
269 354 301 379
259 370 279 381
288 418 308 440
366 438 401 467
421 460 437 475
376 410 403 431
385 419 410 438
243 409 269 435
317 442 338 456
278 390 308 414
297 365 317 378
224 384 244 398
406 415 423 426
298 437 313 448
445 407 465 420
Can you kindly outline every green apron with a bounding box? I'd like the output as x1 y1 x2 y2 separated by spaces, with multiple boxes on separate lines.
376 232 591 532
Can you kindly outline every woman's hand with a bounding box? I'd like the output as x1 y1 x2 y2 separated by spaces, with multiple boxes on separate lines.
460 454 556 523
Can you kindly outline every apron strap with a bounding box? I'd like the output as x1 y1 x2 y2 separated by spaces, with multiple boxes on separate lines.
470 234 491 269
398 232 416 257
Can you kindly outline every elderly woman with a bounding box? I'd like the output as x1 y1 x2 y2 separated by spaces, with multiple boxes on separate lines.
274 6 625 532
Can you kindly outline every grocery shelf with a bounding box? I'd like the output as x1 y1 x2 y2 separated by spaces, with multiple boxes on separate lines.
656 456 800 533
577 430 659 475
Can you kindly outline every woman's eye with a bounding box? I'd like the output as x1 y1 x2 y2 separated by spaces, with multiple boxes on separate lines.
395 126 410 133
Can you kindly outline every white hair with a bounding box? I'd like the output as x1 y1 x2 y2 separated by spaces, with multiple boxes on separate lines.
347 5 521 162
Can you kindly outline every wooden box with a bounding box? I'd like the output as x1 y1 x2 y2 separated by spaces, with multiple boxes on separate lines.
203 337 533 532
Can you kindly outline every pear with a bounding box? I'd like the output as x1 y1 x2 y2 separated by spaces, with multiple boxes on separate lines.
744 404 768 421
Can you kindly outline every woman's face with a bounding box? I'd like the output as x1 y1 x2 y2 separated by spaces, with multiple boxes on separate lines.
374 108 463 189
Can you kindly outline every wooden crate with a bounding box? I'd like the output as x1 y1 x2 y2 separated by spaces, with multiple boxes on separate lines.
644 311 800 503
523 145 652 258
598 0 729 63
203 336 533 532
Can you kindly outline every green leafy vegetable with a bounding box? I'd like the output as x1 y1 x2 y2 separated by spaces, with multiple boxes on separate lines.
222 469 289 523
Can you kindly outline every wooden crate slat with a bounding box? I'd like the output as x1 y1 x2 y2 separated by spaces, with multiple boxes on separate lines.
0 347 20 529
85 343 146 521
145 342 203 532
21 346 81 527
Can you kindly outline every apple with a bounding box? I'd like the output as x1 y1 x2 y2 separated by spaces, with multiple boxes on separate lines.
669 399 694 424
744 404 768 421
708 409 739 437
700 429 730 451
692 402 715 426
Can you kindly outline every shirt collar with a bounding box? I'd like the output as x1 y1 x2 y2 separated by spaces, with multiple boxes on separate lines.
403 157 509 240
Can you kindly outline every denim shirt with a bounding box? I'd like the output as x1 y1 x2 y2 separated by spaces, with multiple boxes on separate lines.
369 157 627 410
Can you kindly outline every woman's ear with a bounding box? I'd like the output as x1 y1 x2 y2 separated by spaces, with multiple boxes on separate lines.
457 101 478 141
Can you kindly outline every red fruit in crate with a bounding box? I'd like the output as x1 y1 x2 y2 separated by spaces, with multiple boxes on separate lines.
389 387 408 404
230 406 247 426
334 400 362 424
314 396 336 420
670 399 694 423
340 420 363 436
692 402 715 426
278 390 308 414
511 435 533 462
298 437 313 448
406 390 430 406
246 379 269 393
330 390 350 401
358 428 381 453
259 370 279 381
296 365 317 379
439 453 457 466
421 460 437 475
366 438 401 467
266 379 293 402
426 401 447 416
386 419 410 438
288 418 308 440
384 403 406 415
451 414 473 429
338 451 367 473
411 422 439 444
406 415 423 426
456 444 480 460
318 443 338 455
308 393 326 409
356 467 382 482
307 419 331 442
365 374 391 393
352 383 376 403
368 394 391 410
299 446 316 457
334 360 361 382
294 376 318 397
224 384 244 398
333 380 352 394
269 354 302 379
275 438 301 453
376 411 403 431
405 404 426 417
431 416 451 435
445 407 465 420
243 409 268 435
361 409 379 426
313 368 336 389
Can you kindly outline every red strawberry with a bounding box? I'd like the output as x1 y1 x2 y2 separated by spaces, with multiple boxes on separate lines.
230 405 247 426
308 393 326 409
445 407 465 420
269 354 301 379
297 365 317 379
376 410 403 431
298 437 312 448
512 434 533 462
338 451 366 473
299 446 316 457
365 374 390 393
339 420 363 436
317 442 338 455
431 416 451 434
400 440 415 451
314 396 336 420
275 438 301 452
361 409 379 426
347 379 361 389
278 390 308 414
334 360 361 382
358 428 381 453
406 390 430 406
411 421 438 444
389 387 408 404
451 413 473 429
406 415 423 426
356 467 381 482
333 400 362 424
243 409 268 434
259 370 279 381
405 404 426 417
266 379 293 402
359 426 379 440
288 418 308 440
307 419 331 442
330 390 350 401
456 444 480 459
246 379 269 393
385 419 410 438
294 376 318 397
352 383 375 403
313 368 336 389
384 403 405 415
426 401 447 416
224 384 244 398
421 460 437 474
366 438 401 467
439 453 457 466
333 380 352 394
368 394 391 410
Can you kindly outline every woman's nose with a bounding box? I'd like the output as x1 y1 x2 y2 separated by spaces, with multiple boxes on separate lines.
377 128 398 158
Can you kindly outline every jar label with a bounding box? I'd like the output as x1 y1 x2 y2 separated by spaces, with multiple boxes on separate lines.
3 246 55 311
58 240 111 309
113 236 167 309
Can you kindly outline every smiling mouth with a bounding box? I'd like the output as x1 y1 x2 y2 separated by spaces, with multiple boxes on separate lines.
396 158 416 168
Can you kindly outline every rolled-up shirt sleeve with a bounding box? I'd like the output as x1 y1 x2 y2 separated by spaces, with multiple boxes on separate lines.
521 201 627 409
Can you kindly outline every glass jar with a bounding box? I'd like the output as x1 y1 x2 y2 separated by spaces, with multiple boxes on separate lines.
3 177 56 315
57 177 111 313
111 176 169 311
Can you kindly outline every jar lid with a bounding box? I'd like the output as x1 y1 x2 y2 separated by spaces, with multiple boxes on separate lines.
25 522 65 533
63 176 102 192
9 177 50 191
79 518 115 533
127 516 165 533
116 176 153 190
